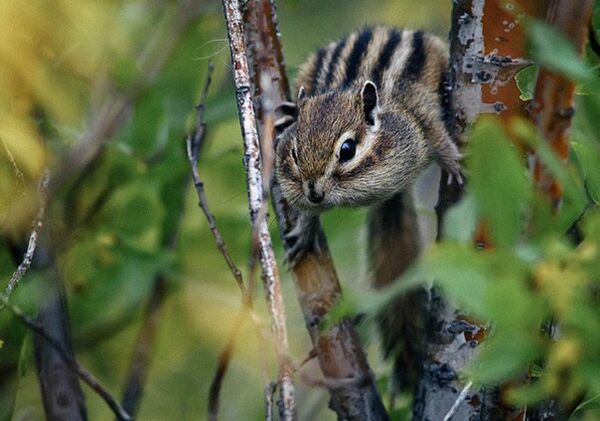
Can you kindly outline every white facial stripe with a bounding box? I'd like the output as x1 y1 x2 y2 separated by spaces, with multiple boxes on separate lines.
323 130 355 177
341 129 376 173
333 108 381 174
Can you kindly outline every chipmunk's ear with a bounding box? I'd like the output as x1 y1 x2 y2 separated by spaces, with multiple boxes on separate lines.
297 86 306 102
361 81 378 126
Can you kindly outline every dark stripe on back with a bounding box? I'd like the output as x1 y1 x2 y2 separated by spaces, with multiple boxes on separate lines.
322 38 347 92
438 68 454 133
371 29 402 87
400 31 426 81
308 47 327 95
342 28 374 87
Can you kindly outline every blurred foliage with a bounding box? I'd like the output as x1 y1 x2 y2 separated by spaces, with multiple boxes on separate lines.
1 0 599 420
0 0 452 420
380 10 600 420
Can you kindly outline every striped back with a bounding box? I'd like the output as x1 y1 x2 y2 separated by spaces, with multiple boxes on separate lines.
297 26 447 106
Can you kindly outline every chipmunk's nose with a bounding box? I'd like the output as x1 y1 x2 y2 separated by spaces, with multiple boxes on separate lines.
307 181 324 203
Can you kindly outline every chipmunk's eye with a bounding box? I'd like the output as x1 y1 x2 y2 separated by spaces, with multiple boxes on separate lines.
339 139 356 163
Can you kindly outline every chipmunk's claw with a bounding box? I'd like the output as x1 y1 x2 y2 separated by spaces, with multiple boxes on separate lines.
283 215 321 267
446 167 465 186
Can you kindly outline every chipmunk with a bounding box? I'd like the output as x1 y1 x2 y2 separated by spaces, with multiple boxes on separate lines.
274 25 461 394
275 26 461 261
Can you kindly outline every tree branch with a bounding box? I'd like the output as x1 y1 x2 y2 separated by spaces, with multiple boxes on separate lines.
186 63 252 421
0 294 131 420
1 170 49 307
221 3 297 418
531 0 595 207
32 222 88 421
120 273 168 418
241 1 389 419
415 0 545 418
186 63 276 421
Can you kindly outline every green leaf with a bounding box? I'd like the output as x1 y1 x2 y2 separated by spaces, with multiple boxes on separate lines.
390 243 532 324
515 65 538 101
17 333 31 379
99 181 165 251
575 93 600 145
528 21 593 82
510 119 588 235
443 193 478 244
572 139 600 204
467 117 531 247
472 278 545 385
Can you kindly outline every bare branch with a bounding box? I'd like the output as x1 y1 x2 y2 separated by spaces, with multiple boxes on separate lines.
241 0 389 419
221 1 296 418
443 381 473 421
2 170 49 305
186 64 249 303
1 137 26 193
208 308 250 421
120 275 168 418
185 64 247 421
264 381 277 421
0 294 132 420
187 63 274 421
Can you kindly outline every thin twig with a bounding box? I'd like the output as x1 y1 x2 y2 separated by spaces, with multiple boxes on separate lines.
2 170 49 305
0 294 132 420
120 274 168 418
443 381 473 421
265 381 277 421
222 1 296 418
186 63 263 421
1 137 26 194
207 307 250 421
186 63 249 303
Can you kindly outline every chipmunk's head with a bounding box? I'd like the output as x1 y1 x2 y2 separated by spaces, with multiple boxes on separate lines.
275 80 427 212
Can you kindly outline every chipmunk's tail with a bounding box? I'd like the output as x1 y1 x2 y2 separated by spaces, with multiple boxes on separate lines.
367 191 428 395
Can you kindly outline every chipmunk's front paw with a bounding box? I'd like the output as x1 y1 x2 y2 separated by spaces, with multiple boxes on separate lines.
283 215 321 266
436 138 464 187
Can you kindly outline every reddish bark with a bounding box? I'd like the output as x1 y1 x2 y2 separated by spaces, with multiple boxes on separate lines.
482 0 551 122
531 0 594 206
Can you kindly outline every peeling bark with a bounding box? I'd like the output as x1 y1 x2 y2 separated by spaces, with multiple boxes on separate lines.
221 1 296 419
416 1 551 419
527 1 595 418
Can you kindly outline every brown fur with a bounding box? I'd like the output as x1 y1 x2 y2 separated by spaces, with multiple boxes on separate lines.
275 26 462 394
275 26 460 213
